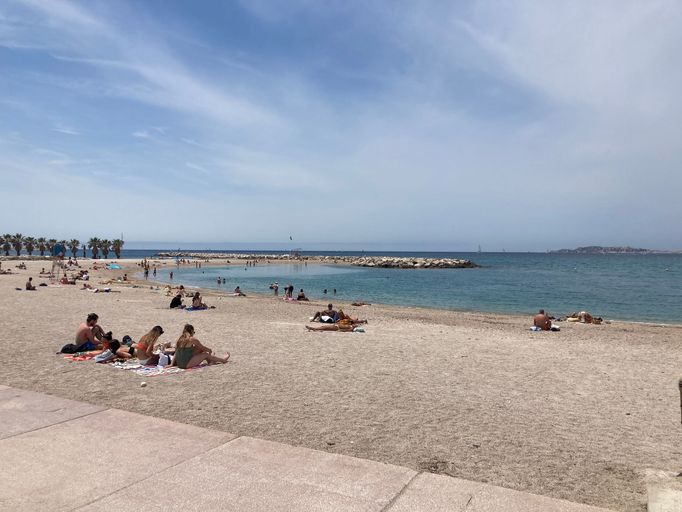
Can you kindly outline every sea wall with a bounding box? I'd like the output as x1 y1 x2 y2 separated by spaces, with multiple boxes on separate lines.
153 252 478 269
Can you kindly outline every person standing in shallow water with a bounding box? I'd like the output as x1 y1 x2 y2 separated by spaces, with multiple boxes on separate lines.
169 271 173 280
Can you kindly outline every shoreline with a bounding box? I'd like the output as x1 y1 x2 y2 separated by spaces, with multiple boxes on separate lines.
4 255 680 326
136 259 682 327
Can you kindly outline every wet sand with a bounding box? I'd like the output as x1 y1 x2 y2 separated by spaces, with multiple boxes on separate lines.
1 258 680 511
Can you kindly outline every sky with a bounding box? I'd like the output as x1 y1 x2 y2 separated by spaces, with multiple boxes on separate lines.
1 0 681 251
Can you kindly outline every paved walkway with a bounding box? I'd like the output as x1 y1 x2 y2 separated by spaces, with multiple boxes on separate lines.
0 385 614 511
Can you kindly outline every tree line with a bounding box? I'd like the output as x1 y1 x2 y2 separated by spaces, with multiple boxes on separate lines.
0 234 124 259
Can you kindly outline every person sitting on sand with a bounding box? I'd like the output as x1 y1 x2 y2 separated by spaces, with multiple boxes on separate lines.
191 292 208 309
25 277 36 290
39 268 47 275
131 325 167 365
311 304 337 323
297 289 309 301
233 286 246 297
75 313 106 351
170 293 184 309
172 324 229 369
533 309 552 331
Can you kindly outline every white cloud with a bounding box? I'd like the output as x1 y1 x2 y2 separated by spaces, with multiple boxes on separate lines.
52 124 79 135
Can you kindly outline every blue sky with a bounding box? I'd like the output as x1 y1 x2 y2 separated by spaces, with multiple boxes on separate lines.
1 0 681 251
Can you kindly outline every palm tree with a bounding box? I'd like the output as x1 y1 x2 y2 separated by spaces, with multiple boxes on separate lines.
37 237 47 256
112 239 124 259
47 239 57 256
1 234 10 256
69 239 80 258
11 233 23 256
88 237 100 259
24 236 36 256
100 239 111 259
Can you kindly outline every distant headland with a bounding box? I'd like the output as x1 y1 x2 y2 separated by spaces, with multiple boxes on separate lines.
550 246 681 254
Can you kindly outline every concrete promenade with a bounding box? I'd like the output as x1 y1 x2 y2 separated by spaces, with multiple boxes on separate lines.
0 385 614 511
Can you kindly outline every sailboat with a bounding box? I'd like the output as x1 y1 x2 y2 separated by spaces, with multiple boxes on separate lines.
478 245 482 253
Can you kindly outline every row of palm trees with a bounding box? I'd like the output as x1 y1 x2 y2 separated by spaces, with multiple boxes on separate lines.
0 234 124 259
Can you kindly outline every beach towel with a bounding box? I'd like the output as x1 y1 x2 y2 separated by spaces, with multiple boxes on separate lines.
63 351 102 361
134 366 186 377
185 306 208 311
111 360 144 370
530 325 560 332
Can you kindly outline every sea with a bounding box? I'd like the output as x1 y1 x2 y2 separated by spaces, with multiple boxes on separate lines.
114 250 682 324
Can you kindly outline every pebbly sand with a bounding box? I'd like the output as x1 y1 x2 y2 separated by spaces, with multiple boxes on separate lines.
1 258 680 511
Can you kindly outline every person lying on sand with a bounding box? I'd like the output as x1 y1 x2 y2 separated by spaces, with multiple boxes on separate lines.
351 302 372 306
311 304 337 323
336 309 368 324
172 324 229 369
25 277 36 290
567 311 603 324
75 313 106 351
533 309 552 331
101 332 134 359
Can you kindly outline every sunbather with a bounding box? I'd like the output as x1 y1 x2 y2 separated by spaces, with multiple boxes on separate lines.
567 311 603 324
305 322 357 332
191 292 208 309
131 325 167 365
336 309 367 324
172 324 229 369
170 293 184 309
311 304 337 322
533 309 552 331
25 277 36 290
75 313 106 351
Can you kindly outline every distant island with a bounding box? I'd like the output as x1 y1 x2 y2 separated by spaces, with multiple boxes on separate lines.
550 246 681 254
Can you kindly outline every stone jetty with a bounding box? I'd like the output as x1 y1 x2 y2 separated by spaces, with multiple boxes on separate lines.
154 252 478 269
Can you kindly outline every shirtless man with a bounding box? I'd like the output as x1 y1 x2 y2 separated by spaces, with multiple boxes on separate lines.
533 309 552 331
75 313 106 351
25 277 36 290
311 304 337 323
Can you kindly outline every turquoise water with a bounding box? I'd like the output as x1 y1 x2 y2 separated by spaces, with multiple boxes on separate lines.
150 253 682 324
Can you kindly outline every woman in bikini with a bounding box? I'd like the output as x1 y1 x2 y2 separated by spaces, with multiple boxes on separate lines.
172 324 229 369
132 326 166 365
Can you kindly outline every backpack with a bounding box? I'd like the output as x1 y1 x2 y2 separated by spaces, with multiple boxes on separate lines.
60 343 79 354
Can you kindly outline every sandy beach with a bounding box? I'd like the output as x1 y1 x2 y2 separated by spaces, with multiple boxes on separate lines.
1 258 680 511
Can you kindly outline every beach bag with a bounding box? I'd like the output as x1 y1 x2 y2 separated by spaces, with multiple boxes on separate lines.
60 343 79 354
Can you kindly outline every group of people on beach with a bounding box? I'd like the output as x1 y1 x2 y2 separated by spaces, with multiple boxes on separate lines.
306 303 368 332
68 313 229 369
533 308 603 330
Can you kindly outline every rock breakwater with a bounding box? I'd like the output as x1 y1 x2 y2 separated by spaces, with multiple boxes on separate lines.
154 252 478 269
